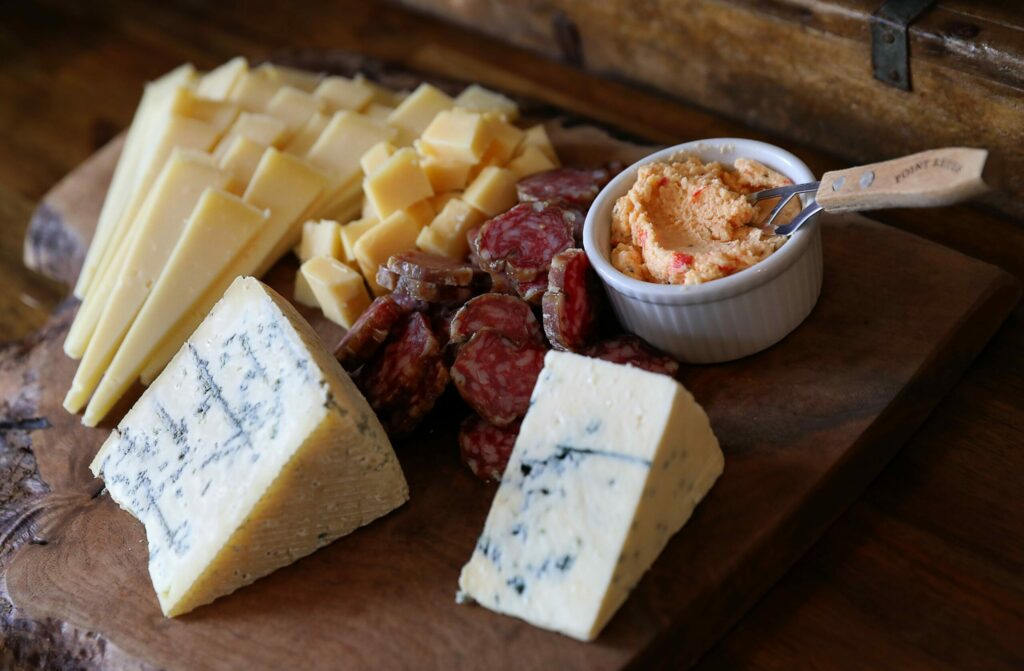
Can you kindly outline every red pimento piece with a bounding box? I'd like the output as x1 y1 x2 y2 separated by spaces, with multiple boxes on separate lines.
458 415 521 483
671 252 694 269
691 187 704 202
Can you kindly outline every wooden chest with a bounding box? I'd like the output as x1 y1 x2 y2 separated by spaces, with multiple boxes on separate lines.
396 0 1024 220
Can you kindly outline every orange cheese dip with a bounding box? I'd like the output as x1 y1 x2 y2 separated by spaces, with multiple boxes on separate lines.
610 155 797 285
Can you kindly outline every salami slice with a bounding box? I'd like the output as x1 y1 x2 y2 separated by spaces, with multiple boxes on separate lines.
542 249 598 351
516 166 615 210
450 330 547 427
387 355 450 437
583 334 680 377
386 250 483 287
334 295 408 371
476 202 575 281
458 415 521 483
377 267 475 305
449 294 544 347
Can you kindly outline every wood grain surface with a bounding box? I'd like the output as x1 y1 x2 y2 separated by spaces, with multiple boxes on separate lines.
0 2 1021 670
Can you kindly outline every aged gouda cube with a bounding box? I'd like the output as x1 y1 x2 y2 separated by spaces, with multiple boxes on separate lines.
364 148 434 219
266 86 324 135
339 216 379 263
404 199 436 229
293 268 318 307
481 114 525 165
419 109 492 164
519 124 559 164
307 111 396 182
422 155 472 193
417 198 485 259
300 256 371 328
354 210 421 295
455 84 519 121
314 75 376 112
507 144 558 180
297 220 342 262
463 166 517 217
361 141 396 176
387 83 454 145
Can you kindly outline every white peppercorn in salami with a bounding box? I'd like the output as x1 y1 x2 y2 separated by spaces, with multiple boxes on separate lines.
583 334 680 377
450 329 547 427
449 294 544 347
475 202 575 281
458 415 521 483
542 249 598 352
334 294 408 371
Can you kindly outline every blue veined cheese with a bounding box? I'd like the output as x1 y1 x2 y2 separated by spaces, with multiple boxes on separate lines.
91 276 408 617
457 350 724 641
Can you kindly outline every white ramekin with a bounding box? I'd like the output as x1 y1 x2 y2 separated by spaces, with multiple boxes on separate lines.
583 138 823 363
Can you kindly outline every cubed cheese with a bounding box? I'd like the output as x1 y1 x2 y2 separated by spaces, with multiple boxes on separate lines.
353 209 421 295
363 147 434 220
462 166 517 216
339 216 379 263
458 351 724 641
454 84 519 121
307 111 396 182
293 267 318 307
519 124 559 164
507 145 558 180
419 109 492 164
387 83 454 145
421 155 473 193
296 220 342 262
403 199 436 229
417 198 485 259
300 256 371 328
480 114 525 165
360 141 396 176
313 75 376 112
364 103 394 125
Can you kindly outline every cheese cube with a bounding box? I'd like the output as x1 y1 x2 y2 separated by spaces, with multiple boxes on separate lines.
361 141 396 176
462 166 517 217
364 103 394 125
480 114 525 165
421 155 473 193
458 351 724 641
507 145 558 180
403 199 436 229
419 109 493 164
519 124 558 164
293 268 318 307
387 83 454 145
307 111 396 182
92 277 407 617
417 198 485 259
339 216 378 263
430 191 459 212
297 220 342 262
217 136 269 193
314 75 376 112
455 84 519 121
363 148 434 220
353 210 421 295
300 256 371 328
266 86 323 135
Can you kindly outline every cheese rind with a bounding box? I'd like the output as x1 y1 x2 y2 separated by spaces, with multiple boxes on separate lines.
458 351 724 641
91 277 408 617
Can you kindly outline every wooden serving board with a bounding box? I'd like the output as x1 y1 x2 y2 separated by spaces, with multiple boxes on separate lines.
1 54 1019 671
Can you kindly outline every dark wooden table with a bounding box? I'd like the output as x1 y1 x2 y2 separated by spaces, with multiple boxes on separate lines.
0 1 1020 669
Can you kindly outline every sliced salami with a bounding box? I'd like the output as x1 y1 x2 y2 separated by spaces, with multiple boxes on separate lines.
476 202 575 281
334 294 408 371
516 166 615 210
513 275 548 305
583 334 680 377
387 355 450 437
450 330 547 427
542 249 598 351
386 250 483 287
377 267 475 305
449 294 544 347
458 415 521 483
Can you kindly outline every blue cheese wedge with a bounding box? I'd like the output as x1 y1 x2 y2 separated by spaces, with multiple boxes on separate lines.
457 350 724 641
91 276 408 617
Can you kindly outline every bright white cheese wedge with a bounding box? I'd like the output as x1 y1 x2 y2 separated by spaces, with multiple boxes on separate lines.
91 277 408 617
458 351 724 641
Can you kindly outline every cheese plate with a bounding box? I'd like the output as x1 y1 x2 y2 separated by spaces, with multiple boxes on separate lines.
1 52 1019 669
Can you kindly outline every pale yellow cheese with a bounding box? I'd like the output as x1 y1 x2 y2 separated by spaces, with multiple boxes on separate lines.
454 84 519 121
285 111 329 156
230 69 285 111
481 114 525 165
360 141 396 176
364 103 394 125
300 256 371 328
403 199 436 229
297 220 342 262
361 195 377 220
353 210 421 295
304 173 363 230
429 191 459 212
421 155 472 193
214 112 287 159
419 109 492 164
266 86 324 136
64 152 232 415
307 111 396 183
314 75 376 112
363 148 434 220
339 216 379 263
416 197 485 259
507 144 558 179
217 136 269 193
293 268 319 308
520 124 558 163
84 189 269 425
462 166 517 217
387 83 454 145
253 62 321 93
197 57 248 100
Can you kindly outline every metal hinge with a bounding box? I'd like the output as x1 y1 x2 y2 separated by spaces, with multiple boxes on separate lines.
871 0 936 91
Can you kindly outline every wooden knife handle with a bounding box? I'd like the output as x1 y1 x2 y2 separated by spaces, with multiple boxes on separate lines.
816 147 989 213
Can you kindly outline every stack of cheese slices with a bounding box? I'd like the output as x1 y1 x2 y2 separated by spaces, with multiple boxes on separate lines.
62 57 559 426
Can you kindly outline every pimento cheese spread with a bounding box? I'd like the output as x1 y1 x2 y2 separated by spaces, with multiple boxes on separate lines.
610 155 797 285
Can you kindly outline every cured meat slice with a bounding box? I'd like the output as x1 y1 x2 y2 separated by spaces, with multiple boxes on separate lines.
476 202 575 281
516 166 615 210
542 249 598 351
449 294 544 347
359 312 448 435
512 275 547 305
386 250 483 287
458 415 521 483
376 267 475 305
583 334 680 377
334 294 408 371
450 330 546 427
